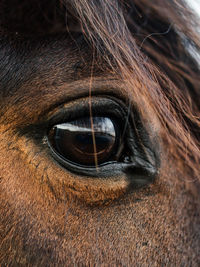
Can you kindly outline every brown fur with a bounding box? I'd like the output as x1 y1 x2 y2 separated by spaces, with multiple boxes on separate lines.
0 0 200 265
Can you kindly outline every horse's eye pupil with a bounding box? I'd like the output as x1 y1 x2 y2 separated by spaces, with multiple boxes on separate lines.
48 117 118 166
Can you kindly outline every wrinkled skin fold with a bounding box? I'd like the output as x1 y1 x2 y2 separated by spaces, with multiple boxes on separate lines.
0 0 200 266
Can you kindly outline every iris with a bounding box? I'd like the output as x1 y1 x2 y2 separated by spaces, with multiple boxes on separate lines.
48 117 119 167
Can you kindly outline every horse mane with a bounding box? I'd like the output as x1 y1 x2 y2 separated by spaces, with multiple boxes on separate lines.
70 0 200 180
0 0 199 179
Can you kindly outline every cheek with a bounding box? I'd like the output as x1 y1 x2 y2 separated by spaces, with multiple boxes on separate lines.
1 126 200 265
2 130 129 205
1 145 200 265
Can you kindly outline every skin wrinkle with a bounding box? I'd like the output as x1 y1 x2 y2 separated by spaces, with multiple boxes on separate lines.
0 0 200 266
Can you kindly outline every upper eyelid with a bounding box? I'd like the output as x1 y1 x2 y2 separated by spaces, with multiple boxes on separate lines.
44 96 130 127
15 96 130 144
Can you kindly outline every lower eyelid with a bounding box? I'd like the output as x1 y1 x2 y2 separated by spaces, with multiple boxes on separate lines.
36 140 131 204
12 131 159 205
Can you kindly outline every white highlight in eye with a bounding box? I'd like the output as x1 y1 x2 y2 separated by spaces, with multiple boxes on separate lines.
56 117 116 137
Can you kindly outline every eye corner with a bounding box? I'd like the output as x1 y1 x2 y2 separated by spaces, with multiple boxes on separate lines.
124 161 159 190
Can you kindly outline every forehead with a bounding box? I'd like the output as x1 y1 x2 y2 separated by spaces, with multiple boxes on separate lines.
0 35 128 127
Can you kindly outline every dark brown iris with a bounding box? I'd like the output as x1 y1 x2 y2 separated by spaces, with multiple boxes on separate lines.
48 117 117 166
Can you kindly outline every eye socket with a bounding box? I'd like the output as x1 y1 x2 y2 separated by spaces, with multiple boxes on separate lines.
17 95 158 203
48 116 120 167
43 96 158 181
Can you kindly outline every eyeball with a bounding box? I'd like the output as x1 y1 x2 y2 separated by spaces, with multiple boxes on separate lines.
48 117 120 167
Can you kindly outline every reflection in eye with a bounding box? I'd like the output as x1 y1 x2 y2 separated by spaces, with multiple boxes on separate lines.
48 117 119 166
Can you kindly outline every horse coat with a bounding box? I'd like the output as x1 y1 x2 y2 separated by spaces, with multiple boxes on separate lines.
0 0 200 265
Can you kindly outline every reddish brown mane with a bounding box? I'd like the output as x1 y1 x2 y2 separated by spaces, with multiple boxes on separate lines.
69 0 200 179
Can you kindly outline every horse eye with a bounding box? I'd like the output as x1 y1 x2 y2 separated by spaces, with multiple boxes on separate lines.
45 98 158 179
47 117 120 167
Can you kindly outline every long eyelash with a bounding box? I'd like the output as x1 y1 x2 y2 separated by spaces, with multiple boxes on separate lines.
89 48 99 171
